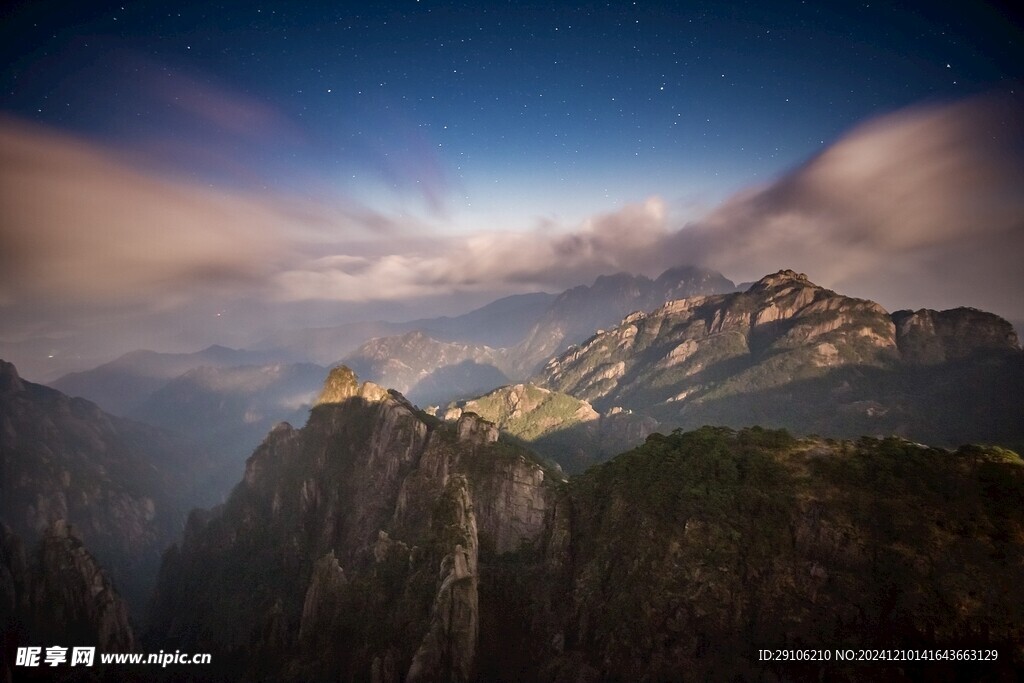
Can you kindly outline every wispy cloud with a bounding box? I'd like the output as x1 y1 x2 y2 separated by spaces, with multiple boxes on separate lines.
273 94 1024 318
2 94 1022 338
0 117 392 312
669 94 1024 313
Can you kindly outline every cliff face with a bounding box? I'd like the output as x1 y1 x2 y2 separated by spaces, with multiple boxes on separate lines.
0 359 201 614
149 366 558 681
539 270 898 410
510 266 737 377
1 521 134 682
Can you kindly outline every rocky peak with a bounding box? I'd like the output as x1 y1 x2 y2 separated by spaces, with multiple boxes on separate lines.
315 365 360 404
749 269 814 292
456 413 499 445
315 365 391 406
0 359 24 395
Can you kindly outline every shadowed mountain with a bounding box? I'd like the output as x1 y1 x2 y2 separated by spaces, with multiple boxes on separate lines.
1 521 135 681
129 362 328 500
149 366 559 681
146 364 1024 680
0 359 211 616
50 344 287 416
253 292 556 366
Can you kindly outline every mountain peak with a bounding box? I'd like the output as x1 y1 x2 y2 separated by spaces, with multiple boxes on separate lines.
0 359 24 394
316 365 361 405
315 365 392 406
750 269 814 290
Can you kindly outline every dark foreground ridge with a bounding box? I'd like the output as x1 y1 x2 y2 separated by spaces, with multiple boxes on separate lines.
148 367 1024 682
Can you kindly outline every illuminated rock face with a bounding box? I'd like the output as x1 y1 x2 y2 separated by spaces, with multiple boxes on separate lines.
533 271 1024 455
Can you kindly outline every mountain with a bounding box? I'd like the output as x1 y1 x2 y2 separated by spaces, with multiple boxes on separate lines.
527 427 1023 681
412 291 558 346
50 344 286 416
149 366 559 681
510 265 738 376
343 331 512 406
0 359 209 613
253 292 556 365
442 383 658 473
342 266 737 407
1 521 135 681
129 362 328 499
538 270 1024 452
147 367 1024 680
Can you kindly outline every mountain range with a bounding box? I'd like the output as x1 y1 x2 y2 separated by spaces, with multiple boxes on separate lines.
147 367 1024 681
3 264 1023 681
537 269 1024 456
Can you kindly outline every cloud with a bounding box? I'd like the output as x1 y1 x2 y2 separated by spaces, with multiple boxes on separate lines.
3 93 1022 344
669 94 1024 313
275 94 1024 320
272 197 671 301
0 117 390 313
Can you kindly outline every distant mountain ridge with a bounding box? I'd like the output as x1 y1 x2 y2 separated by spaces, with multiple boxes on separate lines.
51 344 288 416
344 265 738 406
253 291 557 365
537 269 1024 452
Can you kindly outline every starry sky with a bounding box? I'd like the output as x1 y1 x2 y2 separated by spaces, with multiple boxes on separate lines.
1 1 1023 376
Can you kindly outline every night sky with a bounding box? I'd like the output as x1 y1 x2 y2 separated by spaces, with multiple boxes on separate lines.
1 1 1023 376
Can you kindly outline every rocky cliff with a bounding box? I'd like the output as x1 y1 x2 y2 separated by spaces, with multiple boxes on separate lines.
1 521 134 682
540 270 898 409
0 359 204 615
149 366 559 681
510 265 737 376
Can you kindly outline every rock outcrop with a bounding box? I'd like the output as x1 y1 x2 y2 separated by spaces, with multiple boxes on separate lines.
1 521 135 681
444 383 657 472
510 266 737 376
149 366 558 681
539 270 898 409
